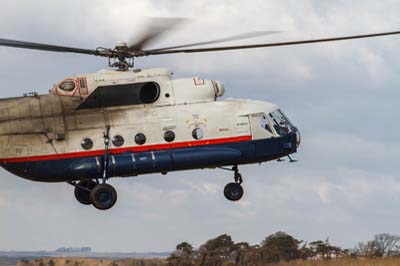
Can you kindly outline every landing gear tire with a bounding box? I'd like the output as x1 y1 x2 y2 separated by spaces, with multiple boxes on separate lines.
90 184 117 210
224 182 244 201
74 180 97 205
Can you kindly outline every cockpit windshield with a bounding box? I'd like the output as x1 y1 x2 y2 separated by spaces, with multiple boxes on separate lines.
268 109 295 136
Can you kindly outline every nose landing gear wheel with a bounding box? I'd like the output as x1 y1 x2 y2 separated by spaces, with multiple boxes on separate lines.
224 182 244 201
90 184 117 210
220 165 244 201
74 180 97 205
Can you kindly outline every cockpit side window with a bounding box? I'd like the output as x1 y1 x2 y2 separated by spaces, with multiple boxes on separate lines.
249 113 274 139
260 115 273 134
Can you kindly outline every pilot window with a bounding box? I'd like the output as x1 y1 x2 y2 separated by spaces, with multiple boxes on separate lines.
249 114 274 139
260 115 273 134
268 109 295 136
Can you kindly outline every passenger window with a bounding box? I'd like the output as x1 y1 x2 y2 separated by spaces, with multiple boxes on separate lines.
81 138 93 150
112 135 124 147
164 130 175 142
192 128 204 140
135 133 146 145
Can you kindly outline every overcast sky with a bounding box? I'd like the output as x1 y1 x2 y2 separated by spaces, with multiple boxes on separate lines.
1 0 400 252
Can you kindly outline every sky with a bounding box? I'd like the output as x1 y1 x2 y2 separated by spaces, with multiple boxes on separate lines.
1 0 400 252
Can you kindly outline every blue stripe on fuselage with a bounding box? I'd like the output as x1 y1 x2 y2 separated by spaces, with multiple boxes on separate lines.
1 133 297 182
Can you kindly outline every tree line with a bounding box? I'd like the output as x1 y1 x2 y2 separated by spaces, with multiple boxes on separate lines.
166 232 400 266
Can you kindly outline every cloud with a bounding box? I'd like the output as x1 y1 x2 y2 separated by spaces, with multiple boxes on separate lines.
0 0 400 252
0 194 8 208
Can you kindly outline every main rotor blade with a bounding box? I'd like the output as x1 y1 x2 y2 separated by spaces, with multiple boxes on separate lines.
146 31 400 55
0 38 99 55
149 31 282 51
128 17 186 51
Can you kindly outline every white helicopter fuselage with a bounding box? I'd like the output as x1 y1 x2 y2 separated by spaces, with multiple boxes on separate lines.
0 68 299 182
0 26 394 209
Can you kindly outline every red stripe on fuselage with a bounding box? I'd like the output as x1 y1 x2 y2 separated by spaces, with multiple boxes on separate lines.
1 135 252 164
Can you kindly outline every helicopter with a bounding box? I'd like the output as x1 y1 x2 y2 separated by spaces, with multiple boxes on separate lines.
0 20 399 210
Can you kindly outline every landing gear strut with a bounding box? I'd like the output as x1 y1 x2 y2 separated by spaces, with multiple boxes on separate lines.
222 165 244 201
70 126 118 210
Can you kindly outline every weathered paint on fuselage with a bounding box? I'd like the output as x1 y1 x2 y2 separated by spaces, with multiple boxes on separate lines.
0 68 299 182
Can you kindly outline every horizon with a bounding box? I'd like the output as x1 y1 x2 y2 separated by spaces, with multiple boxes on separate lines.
0 231 390 253
1 0 400 252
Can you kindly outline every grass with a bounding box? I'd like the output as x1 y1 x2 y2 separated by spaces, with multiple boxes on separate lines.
17 257 164 266
18 257 400 266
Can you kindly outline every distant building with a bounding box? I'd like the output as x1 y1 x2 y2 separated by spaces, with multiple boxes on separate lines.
55 247 92 253
80 247 92 253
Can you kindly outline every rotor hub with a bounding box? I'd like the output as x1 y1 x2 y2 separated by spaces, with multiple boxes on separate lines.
115 41 128 50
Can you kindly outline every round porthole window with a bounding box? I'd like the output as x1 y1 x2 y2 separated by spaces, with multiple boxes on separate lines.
135 133 146 145
163 130 175 142
112 135 124 147
192 128 204 140
81 138 93 150
59 80 76 92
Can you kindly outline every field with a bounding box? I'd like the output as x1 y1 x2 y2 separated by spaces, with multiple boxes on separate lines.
15 257 400 266
17 257 164 266
278 258 400 266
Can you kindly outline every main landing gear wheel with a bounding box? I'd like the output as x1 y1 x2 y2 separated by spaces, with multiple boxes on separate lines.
90 184 117 210
70 126 118 210
87 125 117 211
74 179 97 205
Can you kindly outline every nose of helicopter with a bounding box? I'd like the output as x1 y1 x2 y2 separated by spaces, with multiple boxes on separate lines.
295 129 301 148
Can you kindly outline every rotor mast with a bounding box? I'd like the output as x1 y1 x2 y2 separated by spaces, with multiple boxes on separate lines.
110 42 135 71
